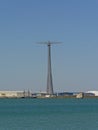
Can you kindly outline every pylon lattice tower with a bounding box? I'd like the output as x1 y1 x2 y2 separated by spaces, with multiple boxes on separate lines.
47 42 53 94
38 41 61 95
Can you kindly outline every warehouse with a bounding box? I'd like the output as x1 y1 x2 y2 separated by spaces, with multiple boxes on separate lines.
0 91 25 98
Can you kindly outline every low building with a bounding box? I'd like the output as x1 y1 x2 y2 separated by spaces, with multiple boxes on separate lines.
57 92 74 96
0 91 25 98
86 91 98 96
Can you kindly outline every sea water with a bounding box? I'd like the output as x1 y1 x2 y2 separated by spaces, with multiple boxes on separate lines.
0 98 98 130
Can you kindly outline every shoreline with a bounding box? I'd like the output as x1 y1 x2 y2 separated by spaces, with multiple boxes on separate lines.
0 95 98 99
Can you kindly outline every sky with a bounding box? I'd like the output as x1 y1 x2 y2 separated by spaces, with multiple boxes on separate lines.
0 0 98 92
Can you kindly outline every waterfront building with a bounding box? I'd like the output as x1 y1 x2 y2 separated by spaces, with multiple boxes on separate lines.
0 91 32 98
86 91 98 96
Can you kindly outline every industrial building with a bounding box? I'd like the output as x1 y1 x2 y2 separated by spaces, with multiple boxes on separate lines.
0 91 31 98
86 91 98 96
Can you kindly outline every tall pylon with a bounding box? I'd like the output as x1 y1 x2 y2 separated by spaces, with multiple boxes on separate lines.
37 41 61 95
47 42 53 94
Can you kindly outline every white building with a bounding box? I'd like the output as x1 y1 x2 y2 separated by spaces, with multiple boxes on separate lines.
0 91 24 98
86 91 98 96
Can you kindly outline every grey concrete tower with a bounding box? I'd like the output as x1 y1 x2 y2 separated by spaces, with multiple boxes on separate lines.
47 42 53 95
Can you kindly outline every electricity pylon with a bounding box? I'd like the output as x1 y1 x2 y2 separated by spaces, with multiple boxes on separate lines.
37 41 61 95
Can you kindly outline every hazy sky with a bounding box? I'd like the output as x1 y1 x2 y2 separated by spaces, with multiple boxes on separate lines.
0 0 98 92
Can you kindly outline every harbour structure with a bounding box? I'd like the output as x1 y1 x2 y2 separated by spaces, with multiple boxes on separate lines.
37 41 61 95
76 92 84 99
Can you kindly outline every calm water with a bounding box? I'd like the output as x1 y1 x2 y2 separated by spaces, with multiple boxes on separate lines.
0 98 98 130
